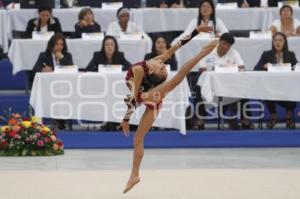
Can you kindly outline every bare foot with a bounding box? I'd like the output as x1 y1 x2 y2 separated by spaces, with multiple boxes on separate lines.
123 176 140 194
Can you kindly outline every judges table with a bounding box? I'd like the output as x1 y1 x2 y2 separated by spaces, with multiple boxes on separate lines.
8 8 300 33
132 7 269 32
8 8 119 32
30 72 191 134
8 38 151 75
0 9 10 52
198 71 300 104
175 37 300 71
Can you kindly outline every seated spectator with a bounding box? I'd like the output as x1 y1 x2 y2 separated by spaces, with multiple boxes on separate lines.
184 0 202 7
106 7 141 36
218 0 282 7
61 0 79 8
268 0 300 7
179 0 228 39
194 33 254 130
146 0 182 8
144 35 177 71
86 35 131 71
237 0 261 7
3 0 54 8
73 7 101 38
254 32 297 129
270 5 300 37
23 6 62 38
33 33 73 130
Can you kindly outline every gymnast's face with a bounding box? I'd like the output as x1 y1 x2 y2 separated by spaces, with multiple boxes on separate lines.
200 2 213 18
273 34 285 52
147 59 168 81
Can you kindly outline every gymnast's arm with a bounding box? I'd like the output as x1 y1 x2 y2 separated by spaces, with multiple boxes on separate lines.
153 25 202 63
120 66 145 135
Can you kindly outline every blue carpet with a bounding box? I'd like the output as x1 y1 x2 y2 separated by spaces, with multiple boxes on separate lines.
57 130 300 149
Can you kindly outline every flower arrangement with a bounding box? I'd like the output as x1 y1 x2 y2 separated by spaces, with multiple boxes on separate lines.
0 113 64 156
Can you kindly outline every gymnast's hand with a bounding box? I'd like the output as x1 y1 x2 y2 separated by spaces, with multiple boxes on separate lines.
119 121 130 137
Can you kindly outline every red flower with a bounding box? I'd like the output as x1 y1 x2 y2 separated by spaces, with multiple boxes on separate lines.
57 141 63 147
0 141 8 149
9 131 17 138
44 137 50 143
37 140 44 147
23 118 29 121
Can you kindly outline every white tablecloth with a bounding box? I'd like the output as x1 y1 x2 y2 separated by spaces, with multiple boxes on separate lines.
8 8 121 32
131 7 300 32
8 8 300 33
198 71 300 104
30 72 191 134
0 10 10 52
175 37 300 71
132 8 269 32
8 38 151 74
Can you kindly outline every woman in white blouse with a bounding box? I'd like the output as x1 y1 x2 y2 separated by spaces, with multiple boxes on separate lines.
106 7 152 51
181 0 228 37
106 7 141 36
270 5 300 37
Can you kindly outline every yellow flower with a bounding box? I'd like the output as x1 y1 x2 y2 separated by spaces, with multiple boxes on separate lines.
0 126 9 133
42 126 51 135
22 121 32 128
31 116 41 123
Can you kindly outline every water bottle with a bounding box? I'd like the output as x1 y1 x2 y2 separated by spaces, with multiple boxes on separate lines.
206 57 215 71
55 0 60 9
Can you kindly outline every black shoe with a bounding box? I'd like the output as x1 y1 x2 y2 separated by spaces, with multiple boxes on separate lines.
286 119 296 129
228 119 241 130
191 124 205 130
55 119 66 130
241 121 255 130
191 119 205 130
266 119 278 129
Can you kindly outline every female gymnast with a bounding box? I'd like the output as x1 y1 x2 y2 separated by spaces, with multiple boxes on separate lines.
119 26 218 193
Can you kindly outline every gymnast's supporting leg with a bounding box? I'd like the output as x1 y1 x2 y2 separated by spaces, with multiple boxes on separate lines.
123 108 159 193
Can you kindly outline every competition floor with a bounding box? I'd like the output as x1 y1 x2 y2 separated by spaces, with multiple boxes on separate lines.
1 148 300 199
